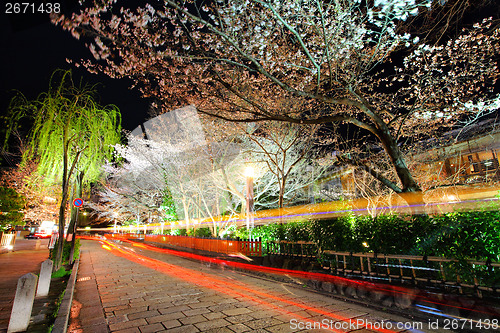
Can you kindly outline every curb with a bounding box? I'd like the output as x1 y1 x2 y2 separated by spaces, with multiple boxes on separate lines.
52 253 80 333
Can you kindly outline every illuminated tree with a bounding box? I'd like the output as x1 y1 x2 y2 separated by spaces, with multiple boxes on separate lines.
100 120 333 236
241 122 329 208
104 135 239 236
91 147 167 229
53 0 500 195
0 187 26 231
3 70 121 268
0 144 60 223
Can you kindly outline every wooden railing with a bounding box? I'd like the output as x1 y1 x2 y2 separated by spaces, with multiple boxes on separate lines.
112 233 262 256
322 251 499 296
265 240 499 296
0 233 16 249
266 240 319 258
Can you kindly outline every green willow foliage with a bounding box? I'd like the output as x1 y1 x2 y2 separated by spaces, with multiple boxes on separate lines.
3 69 121 268
4 70 121 186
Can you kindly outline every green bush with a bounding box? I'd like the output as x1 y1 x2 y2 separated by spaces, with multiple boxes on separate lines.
237 208 500 261
50 239 80 264
51 267 72 278
426 210 500 261
193 227 212 237
310 217 356 251
352 214 438 254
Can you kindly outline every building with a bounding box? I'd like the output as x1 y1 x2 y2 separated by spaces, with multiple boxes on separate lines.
411 118 500 188
317 118 500 200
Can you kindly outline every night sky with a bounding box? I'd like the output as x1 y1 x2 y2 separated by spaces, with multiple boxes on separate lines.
0 6 150 132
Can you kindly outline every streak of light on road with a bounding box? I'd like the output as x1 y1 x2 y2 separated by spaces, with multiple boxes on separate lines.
84 235 499 329
93 237 400 333
105 236 500 319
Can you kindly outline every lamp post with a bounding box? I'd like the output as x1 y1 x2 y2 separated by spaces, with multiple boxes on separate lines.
113 212 118 234
244 166 255 231
306 165 315 203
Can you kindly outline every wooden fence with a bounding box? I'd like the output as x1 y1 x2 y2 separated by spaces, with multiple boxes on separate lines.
264 240 499 296
0 233 16 249
267 240 319 258
323 251 499 296
112 233 262 256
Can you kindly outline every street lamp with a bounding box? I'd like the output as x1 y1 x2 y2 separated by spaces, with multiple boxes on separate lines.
113 212 118 233
244 166 255 231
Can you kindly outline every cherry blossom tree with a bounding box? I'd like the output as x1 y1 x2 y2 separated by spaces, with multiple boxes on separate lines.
89 169 163 229
241 121 330 208
97 133 238 236
0 153 60 223
52 0 500 195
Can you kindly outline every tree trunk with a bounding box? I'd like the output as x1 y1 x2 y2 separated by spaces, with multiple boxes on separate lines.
278 176 286 208
376 127 420 193
376 127 424 211
55 135 69 271
182 197 190 230
55 192 67 271
68 171 84 264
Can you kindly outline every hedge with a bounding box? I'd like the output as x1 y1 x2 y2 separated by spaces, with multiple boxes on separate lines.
234 209 500 262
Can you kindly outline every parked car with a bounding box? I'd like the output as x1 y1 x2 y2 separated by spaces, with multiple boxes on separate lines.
35 232 52 239
24 232 52 239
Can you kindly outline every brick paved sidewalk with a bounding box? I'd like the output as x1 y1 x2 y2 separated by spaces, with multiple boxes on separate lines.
69 239 447 333
0 239 50 332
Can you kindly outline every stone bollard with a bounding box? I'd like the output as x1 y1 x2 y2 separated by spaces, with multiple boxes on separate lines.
7 273 38 333
36 259 53 297
35 239 41 250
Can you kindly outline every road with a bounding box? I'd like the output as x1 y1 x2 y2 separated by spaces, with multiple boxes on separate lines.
70 238 461 333
0 238 50 332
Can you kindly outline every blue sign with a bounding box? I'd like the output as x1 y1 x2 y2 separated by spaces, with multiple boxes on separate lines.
73 198 83 207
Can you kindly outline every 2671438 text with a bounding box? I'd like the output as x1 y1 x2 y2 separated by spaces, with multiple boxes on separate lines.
5 2 60 14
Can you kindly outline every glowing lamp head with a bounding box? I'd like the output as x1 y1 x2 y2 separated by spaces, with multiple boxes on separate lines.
244 166 255 178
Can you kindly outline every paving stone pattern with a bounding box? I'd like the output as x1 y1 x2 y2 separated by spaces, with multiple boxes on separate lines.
69 240 439 333
0 239 50 333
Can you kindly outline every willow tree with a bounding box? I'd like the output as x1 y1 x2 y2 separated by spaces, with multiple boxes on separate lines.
3 69 121 268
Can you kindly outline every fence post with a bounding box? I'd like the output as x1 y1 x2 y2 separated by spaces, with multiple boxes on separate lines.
36 259 53 297
7 273 38 333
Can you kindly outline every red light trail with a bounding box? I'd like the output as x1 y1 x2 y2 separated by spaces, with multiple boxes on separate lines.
94 236 499 319
93 237 399 333
83 234 499 329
